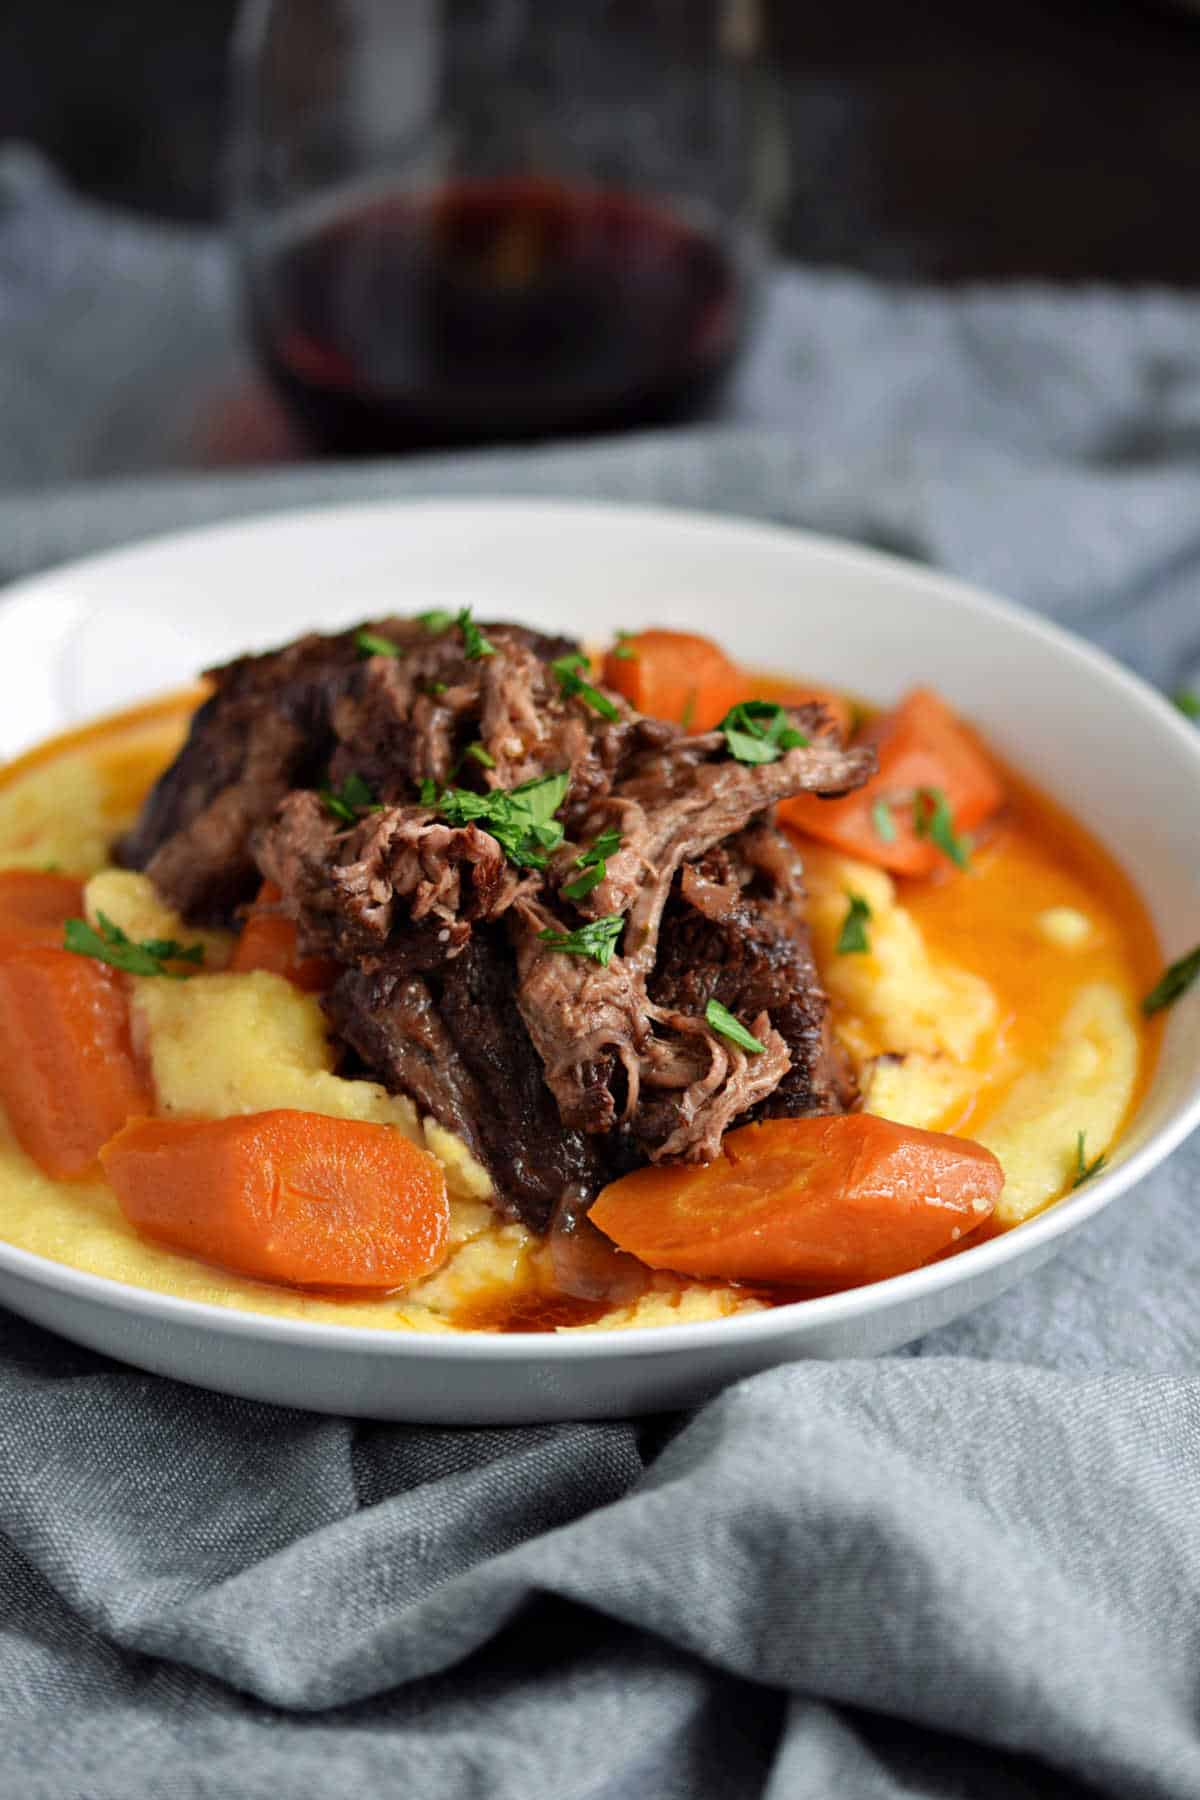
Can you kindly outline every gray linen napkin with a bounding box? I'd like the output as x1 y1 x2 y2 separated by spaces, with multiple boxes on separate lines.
4 154 1200 1800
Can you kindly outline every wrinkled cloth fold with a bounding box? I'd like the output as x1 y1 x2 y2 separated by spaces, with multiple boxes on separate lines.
4 148 1200 1800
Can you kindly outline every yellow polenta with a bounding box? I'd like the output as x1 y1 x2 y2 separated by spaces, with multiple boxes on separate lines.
0 710 1154 1329
802 844 1141 1223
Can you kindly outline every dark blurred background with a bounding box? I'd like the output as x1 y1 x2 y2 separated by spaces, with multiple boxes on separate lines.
4 0 1200 283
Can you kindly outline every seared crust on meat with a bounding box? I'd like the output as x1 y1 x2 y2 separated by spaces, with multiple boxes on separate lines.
323 930 604 1233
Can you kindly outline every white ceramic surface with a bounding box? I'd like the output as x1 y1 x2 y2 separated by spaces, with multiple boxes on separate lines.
0 500 1197 1423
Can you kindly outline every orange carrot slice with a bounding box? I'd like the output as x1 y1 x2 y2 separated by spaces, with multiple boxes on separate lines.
779 687 1004 876
230 882 338 992
100 1110 450 1289
0 869 86 950
589 1114 1003 1287
603 629 744 731
0 946 153 1178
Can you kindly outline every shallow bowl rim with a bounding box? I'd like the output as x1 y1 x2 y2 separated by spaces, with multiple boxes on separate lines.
0 494 1197 1364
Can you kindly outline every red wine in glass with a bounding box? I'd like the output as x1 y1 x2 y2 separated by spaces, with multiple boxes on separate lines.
247 177 745 455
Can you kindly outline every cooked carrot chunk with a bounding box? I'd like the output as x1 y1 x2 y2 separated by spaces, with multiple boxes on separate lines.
604 631 854 742
603 629 744 731
0 946 153 1178
0 869 86 950
589 1114 1003 1287
100 1110 450 1289
230 882 337 992
779 687 1004 877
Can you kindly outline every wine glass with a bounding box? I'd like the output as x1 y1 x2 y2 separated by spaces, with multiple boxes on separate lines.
229 0 776 455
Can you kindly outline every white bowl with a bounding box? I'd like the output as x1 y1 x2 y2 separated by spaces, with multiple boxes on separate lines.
0 499 1197 1422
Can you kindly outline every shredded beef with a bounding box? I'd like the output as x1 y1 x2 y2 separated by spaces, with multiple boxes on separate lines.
254 655 683 971
124 610 877 1232
118 631 364 923
120 619 580 924
645 831 856 1138
507 712 874 1160
578 710 870 945
256 790 525 964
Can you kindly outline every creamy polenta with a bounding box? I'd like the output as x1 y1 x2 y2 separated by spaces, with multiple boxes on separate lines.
0 691 1159 1330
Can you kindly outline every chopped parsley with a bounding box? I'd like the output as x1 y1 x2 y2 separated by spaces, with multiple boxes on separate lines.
354 628 402 659
460 741 496 771
583 825 622 862
717 700 809 765
611 630 637 661
421 679 448 698
422 770 570 870
704 998 766 1055
562 826 622 901
414 606 495 658
871 798 898 845
679 688 697 731
456 607 495 661
562 863 605 900
551 653 620 722
1142 944 1200 1016
64 912 205 980
836 891 872 955
1172 689 1200 721
320 771 382 823
914 786 972 870
1072 1130 1108 1189
538 914 624 967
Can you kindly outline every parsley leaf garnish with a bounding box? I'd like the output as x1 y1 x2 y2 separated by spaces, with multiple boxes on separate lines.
705 998 766 1055
611 630 637 661
456 607 496 660
551 653 620 722
578 826 621 864
460 741 496 770
717 700 809 765
354 628 403 659
871 798 897 844
1142 944 1200 1015
562 863 605 900
914 787 972 869
415 605 495 655
836 892 872 955
424 770 570 869
64 911 205 980
321 772 382 823
1072 1130 1108 1189
562 826 622 901
1172 689 1200 721
538 914 624 967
